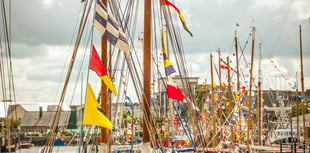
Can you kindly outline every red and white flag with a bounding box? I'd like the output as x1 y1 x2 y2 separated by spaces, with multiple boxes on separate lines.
167 76 185 101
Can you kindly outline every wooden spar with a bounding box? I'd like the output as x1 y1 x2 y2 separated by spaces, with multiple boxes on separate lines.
235 30 243 149
227 56 234 150
296 71 299 142
290 101 293 151
204 79 209 149
258 43 262 150
218 49 223 143
100 0 111 151
299 25 306 142
142 0 151 144
247 27 255 150
234 31 240 91
210 54 216 149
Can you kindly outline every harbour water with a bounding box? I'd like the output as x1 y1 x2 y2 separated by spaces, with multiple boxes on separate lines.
15 145 138 153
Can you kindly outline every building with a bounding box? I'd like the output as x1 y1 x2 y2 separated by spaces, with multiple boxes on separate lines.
6 102 71 133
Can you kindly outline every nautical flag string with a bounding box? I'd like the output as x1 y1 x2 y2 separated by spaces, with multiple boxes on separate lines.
161 0 193 37
83 83 113 130
89 45 118 96
167 76 185 101
94 0 130 54
270 59 296 90
161 32 176 76
125 95 133 108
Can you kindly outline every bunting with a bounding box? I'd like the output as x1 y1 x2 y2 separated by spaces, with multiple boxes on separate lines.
94 0 130 54
160 32 185 101
167 76 185 101
220 58 235 71
270 59 296 90
125 95 133 108
161 0 193 37
89 45 118 96
161 32 176 76
83 84 113 130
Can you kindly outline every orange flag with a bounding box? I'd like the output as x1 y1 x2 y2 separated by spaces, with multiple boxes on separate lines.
89 45 118 95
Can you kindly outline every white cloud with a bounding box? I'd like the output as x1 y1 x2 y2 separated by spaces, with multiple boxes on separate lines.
41 0 56 9
251 0 286 10
292 1 310 20
1 0 309 105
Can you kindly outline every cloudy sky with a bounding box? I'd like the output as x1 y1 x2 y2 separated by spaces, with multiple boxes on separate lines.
1 0 310 117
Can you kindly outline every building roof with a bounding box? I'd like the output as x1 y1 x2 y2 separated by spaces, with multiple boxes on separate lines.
8 102 71 112
21 111 71 129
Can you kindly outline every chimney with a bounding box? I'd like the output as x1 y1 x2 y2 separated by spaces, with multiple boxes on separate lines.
39 106 43 118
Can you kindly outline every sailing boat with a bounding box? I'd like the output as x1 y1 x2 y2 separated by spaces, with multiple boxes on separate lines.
38 0 204 152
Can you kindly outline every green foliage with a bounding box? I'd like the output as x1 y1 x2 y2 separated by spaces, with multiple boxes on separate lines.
195 84 209 112
0 119 20 129
291 103 309 117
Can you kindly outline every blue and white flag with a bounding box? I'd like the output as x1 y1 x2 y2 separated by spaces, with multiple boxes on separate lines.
94 0 130 54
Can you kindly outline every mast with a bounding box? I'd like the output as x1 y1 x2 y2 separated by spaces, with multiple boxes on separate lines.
227 56 234 150
247 27 255 150
131 105 134 152
142 0 151 147
99 0 111 152
299 25 306 142
210 53 216 149
296 71 299 142
218 49 223 143
257 43 262 149
204 79 209 149
235 31 240 91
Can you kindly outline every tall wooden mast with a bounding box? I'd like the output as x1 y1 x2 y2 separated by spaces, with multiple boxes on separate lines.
100 0 111 152
299 25 306 142
257 43 262 149
204 79 209 149
227 56 234 150
247 27 255 150
296 71 300 142
234 31 240 91
142 0 151 145
210 54 216 149
218 49 223 143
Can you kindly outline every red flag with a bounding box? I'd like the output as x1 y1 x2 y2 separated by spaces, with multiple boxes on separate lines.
167 77 185 101
220 59 229 69
173 120 179 125
220 65 229 69
89 45 118 95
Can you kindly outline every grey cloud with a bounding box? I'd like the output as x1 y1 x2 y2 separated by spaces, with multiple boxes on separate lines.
11 0 81 46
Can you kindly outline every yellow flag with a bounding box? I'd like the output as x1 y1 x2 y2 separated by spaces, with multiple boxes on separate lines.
83 83 113 130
